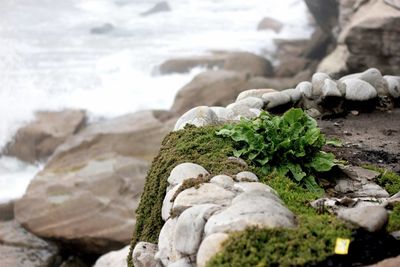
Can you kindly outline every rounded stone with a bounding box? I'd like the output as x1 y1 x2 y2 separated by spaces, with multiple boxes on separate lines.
210 107 236 123
196 233 229 267
167 163 209 187
343 78 378 101
337 205 388 232
282 88 302 103
296 81 313 99
384 75 400 98
236 88 276 102
235 97 264 109
235 171 259 182
262 91 291 109
210 175 235 189
174 106 218 131
312 72 331 96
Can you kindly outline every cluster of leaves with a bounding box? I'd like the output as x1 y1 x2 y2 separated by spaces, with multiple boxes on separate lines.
216 108 338 191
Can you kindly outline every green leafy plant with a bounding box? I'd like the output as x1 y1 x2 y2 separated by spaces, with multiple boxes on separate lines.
216 108 337 191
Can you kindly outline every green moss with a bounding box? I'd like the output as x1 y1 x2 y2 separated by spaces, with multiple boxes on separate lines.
387 203 400 233
208 175 352 267
127 125 248 266
362 164 400 195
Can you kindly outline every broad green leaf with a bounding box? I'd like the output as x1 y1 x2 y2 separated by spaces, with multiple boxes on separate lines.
326 139 342 147
309 151 336 172
287 163 306 181
303 175 324 193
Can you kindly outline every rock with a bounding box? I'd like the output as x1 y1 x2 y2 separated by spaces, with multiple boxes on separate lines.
170 70 251 115
59 256 87 267
235 97 264 109
338 205 388 232
204 191 295 235
140 1 171 16
339 165 380 181
4 109 86 163
167 163 209 187
235 171 258 182
90 23 114 34
317 45 350 78
174 106 218 131
304 0 338 33
210 175 235 189
227 157 248 168
131 242 161 267
236 89 276 102
262 91 291 109
257 17 284 32
168 258 193 267
296 81 313 98
335 178 389 198
321 79 342 98
196 233 229 267
233 182 278 197
173 183 235 215
226 104 259 120
282 88 303 103
209 107 235 123
385 0 400 10
366 255 400 267
245 71 313 91
223 52 273 77
311 72 331 96
158 55 225 74
0 200 14 221
162 184 181 221
14 155 149 253
384 75 400 98
340 68 387 95
94 246 133 267
274 57 311 77
306 108 322 118
156 218 182 266
0 220 59 267
174 204 221 255
343 78 378 101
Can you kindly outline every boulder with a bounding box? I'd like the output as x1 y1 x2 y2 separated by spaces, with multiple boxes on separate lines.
0 220 59 267
321 79 342 98
235 97 264 109
0 201 14 221
338 205 388 232
317 45 350 78
257 17 284 32
131 242 161 267
235 171 259 182
4 109 86 163
304 0 338 33
383 75 400 98
226 103 260 119
167 163 209 187
274 57 311 77
94 246 135 267
210 175 235 190
158 55 226 74
196 233 229 267
140 1 171 16
296 81 313 99
342 78 378 101
311 72 331 96
209 107 235 123
222 52 274 77
174 106 218 131
14 155 149 253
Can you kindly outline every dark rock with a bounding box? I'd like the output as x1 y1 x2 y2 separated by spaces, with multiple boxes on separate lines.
304 0 339 33
0 201 14 221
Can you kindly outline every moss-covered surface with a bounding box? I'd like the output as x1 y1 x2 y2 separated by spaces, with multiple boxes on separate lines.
387 203 400 233
362 164 400 195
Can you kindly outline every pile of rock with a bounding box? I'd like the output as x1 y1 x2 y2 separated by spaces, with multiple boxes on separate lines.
131 163 295 267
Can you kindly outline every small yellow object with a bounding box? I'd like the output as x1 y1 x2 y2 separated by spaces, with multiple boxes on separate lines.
334 238 350 255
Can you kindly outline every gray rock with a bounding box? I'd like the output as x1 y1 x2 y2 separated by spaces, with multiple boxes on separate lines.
233 182 278 197
384 75 400 98
131 242 160 267
338 206 388 232
235 97 264 109
257 17 284 32
339 165 380 182
262 91 291 109
227 103 260 119
282 88 302 103
210 175 235 189
162 184 181 221
167 163 209 187
296 81 313 99
340 68 386 95
321 79 342 98
210 107 235 123
173 183 235 215
156 218 182 266
168 257 193 267
335 179 389 198
385 0 400 9
306 108 322 118
312 72 331 96
204 191 295 235
343 79 377 101
174 204 221 255
174 106 218 131
235 171 259 182
236 89 276 101
196 233 229 267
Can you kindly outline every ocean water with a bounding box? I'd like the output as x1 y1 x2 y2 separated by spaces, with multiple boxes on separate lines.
0 0 312 203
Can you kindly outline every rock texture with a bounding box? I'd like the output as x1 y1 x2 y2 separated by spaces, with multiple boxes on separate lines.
94 245 133 267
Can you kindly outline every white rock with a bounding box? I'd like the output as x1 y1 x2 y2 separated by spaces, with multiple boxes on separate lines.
296 81 313 98
235 171 259 182
174 204 221 255
233 182 278 197
338 206 388 232
343 79 377 101
173 183 235 215
156 218 182 266
231 190 282 205
197 233 229 267
210 107 236 123
235 96 264 109
312 72 331 96
227 103 259 119
162 184 181 221
167 163 209 187
94 245 134 267
340 68 386 95
249 108 262 117
174 106 218 131
384 75 400 98
282 88 302 103
236 89 276 101
321 79 342 98
210 175 235 189
168 257 193 267
131 242 161 267
262 91 291 109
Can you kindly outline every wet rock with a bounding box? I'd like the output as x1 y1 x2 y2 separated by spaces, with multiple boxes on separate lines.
262 91 292 109
140 1 171 16
94 246 134 267
384 75 400 98
131 242 161 267
167 163 209 187
338 205 388 232
343 79 378 101
156 218 182 266
196 233 229 267
235 97 264 109
257 17 284 32
174 106 218 131
235 171 259 182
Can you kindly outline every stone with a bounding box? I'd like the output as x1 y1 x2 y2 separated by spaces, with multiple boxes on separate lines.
168 258 193 267
317 45 350 78
209 107 235 123
339 165 380 182
4 109 86 163
235 171 259 182
343 78 378 101
167 163 209 187
196 233 229 267
0 200 14 221
245 71 313 91
384 75 400 98
0 220 59 267
223 52 274 77
340 68 387 95
311 72 331 96
131 242 161 267
257 17 284 32
140 1 171 16
173 183 235 215
338 205 388 232
385 0 400 10
282 88 303 103
94 246 135 267
14 156 149 253
162 184 181 221
156 218 182 266
304 0 338 33
174 204 221 255
174 106 218 131
306 108 322 118
335 178 389 198
227 103 260 119
262 91 291 109
274 57 311 78
296 81 313 99
204 191 295 235
210 175 235 189
321 79 342 98
233 182 278 197
235 97 264 109
158 55 225 74
366 255 400 267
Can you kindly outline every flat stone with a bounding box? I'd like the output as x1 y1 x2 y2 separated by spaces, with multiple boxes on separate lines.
233 182 278 197
174 204 221 255
343 79 378 101
321 79 342 98
162 184 181 221
262 91 291 109
173 183 235 215
338 205 388 232
174 106 218 131
236 89 276 102
156 218 182 266
210 175 235 189
197 233 229 267
339 165 380 182
335 179 389 198
235 171 259 182
235 96 264 109
383 75 400 98
296 81 313 98
210 107 236 123
167 163 209 187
